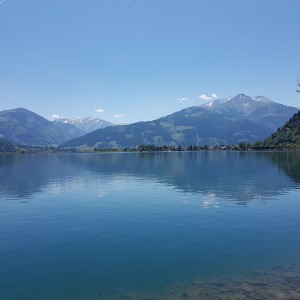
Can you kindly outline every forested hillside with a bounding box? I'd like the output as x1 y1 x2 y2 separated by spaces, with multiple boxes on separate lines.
259 111 300 149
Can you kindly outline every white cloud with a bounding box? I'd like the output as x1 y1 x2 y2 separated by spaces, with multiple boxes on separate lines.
113 113 125 118
95 108 104 113
176 97 189 102
51 114 60 119
199 94 212 100
199 93 218 101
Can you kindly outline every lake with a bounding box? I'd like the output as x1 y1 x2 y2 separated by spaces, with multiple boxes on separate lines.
1 151 300 299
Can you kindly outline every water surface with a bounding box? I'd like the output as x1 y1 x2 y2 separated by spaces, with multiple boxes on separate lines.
1 151 300 299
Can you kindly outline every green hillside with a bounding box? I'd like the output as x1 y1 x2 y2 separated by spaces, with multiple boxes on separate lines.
260 111 300 149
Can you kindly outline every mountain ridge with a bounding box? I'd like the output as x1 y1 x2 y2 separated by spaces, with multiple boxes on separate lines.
54 117 114 133
1 94 298 149
60 94 299 149
0 108 85 146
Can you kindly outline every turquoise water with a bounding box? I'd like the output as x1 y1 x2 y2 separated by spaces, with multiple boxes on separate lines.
1 151 300 299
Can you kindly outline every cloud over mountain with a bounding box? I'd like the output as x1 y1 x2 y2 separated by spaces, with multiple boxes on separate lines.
199 93 218 101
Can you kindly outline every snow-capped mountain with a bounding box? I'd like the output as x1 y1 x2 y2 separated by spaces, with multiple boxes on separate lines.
199 93 295 129
201 94 272 110
0 108 84 146
54 117 115 133
253 96 272 103
61 94 299 149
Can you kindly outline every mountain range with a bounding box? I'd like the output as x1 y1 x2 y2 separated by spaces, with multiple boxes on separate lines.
53 117 114 133
0 108 116 147
60 94 299 149
0 108 84 146
1 94 298 149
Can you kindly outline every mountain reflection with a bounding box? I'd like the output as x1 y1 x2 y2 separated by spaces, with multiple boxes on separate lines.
266 151 300 185
0 151 299 202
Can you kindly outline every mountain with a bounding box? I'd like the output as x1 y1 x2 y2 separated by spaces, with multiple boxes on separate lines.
60 94 299 149
54 117 114 133
200 94 296 130
0 108 85 146
0 138 16 152
261 111 300 148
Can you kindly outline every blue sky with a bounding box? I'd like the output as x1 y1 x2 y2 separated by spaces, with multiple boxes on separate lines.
1 0 300 123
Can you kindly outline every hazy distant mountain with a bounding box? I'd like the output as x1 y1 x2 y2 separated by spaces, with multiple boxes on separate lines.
54 117 114 133
0 108 85 146
60 94 299 149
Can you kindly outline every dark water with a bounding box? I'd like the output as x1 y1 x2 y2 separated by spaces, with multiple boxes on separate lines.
1 151 300 299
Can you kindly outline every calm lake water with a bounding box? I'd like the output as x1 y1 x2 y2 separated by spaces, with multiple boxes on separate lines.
1 151 300 299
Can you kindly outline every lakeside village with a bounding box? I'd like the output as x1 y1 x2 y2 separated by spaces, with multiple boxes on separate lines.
2 140 300 154
94 140 300 152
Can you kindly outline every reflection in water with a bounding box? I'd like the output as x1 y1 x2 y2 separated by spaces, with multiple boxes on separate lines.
0 151 299 202
0 154 85 199
267 150 300 184
1 151 300 299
